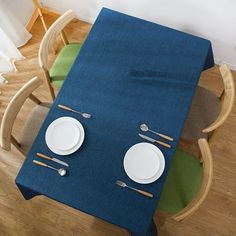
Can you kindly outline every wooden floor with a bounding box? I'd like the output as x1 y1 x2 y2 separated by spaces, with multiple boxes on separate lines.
0 15 236 236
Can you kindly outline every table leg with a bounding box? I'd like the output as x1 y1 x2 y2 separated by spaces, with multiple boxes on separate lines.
130 219 157 236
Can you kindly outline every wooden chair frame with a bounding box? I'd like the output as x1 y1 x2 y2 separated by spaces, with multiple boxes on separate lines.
32 0 48 33
38 9 75 100
0 77 43 154
172 138 213 221
203 64 235 144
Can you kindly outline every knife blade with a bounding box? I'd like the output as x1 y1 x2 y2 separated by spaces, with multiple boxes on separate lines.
51 158 69 167
138 133 171 148
36 153 69 167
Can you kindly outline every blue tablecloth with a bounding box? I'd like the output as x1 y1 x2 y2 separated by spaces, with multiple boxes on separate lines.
16 8 214 235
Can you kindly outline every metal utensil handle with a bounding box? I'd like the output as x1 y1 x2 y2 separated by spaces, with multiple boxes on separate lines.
155 140 171 148
58 104 72 111
59 104 88 117
47 165 58 171
37 152 52 160
33 160 48 167
134 188 153 198
73 110 83 115
150 130 173 141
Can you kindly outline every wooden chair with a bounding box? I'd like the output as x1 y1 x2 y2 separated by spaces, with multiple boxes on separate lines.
157 138 213 221
181 64 235 144
39 9 83 100
0 77 50 155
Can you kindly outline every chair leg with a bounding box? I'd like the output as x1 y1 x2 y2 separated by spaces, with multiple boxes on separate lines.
29 94 42 105
219 89 225 100
11 135 21 148
199 154 203 163
49 83 56 101
43 69 55 100
207 129 218 147
11 136 26 155
61 30 69 45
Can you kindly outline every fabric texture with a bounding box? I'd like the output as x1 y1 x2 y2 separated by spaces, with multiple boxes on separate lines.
18 103 51 153
181 86 221 140
50 43 83 89
157 149 202 213
15 8 214 236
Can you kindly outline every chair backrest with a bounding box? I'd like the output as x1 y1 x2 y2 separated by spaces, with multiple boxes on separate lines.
0 77 43 151
203 64 235 133
172 138 213 221
38 9 75 71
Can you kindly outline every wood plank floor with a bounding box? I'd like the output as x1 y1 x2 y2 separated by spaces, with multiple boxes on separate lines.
0 15 235 236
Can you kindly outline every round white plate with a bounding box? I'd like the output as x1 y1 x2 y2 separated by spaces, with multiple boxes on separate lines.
45 117 84 155
123 142 165 184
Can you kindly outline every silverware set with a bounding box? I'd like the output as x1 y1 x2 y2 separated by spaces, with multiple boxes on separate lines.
139 123 173 148
33 103 92 176
33 153 69 177
115 124 174 198
33 104 173 197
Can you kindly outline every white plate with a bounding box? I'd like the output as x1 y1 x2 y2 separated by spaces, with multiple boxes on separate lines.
45 117 85 155
123 143 165 184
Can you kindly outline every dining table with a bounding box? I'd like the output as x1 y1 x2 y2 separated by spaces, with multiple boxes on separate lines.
15 8 214 236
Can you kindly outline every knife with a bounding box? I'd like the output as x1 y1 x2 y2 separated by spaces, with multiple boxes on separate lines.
36 153 69 167
139 134 171 148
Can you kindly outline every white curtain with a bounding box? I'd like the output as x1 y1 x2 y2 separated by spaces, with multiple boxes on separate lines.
0 0 32 83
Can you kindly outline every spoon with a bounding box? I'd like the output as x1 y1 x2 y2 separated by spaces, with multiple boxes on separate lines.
58 104 92 119
33 160 67 176
140 123 173 141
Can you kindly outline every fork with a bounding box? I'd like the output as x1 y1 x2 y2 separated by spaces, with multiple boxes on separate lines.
58 104 91 118
116 180 153 198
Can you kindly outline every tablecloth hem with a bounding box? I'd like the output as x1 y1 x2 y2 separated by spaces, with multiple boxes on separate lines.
15 181 40 200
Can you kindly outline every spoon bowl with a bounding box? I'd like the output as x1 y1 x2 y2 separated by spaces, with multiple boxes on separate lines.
58 168 67 176
140 123 149 132
82 113 92 118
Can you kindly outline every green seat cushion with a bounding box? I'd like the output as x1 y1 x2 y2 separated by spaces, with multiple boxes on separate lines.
50 43 83 89
157 149 203 213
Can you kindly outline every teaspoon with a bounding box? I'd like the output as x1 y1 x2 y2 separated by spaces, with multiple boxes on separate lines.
33 160 67 176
